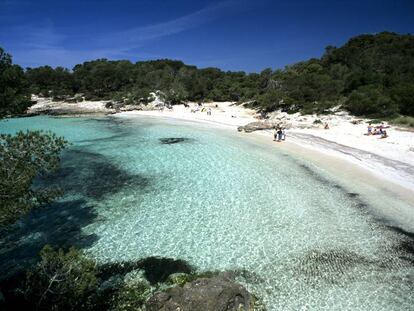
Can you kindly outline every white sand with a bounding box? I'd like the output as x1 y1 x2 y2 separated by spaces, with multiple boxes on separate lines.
122 102 257 128
118 102 414 194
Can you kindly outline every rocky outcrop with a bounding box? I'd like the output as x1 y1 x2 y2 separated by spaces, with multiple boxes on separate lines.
27 92 171 116
28 96 115 116
117 91 170 112
237 121 276 133
146 273 257 311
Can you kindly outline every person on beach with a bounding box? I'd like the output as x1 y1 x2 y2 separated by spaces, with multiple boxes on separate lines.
276 127 283 142
367 123 373 135
191 105 199 113
207 108 212 115
273 127 278 141
324 123 329 129
380 130 388 139
282 128 286 140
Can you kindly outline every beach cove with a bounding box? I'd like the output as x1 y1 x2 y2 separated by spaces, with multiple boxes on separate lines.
1 113 413 310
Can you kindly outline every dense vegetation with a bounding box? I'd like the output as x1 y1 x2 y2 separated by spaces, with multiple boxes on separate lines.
21 32 414 118
0 48 32 116
0 131 68 226
1 244 240 311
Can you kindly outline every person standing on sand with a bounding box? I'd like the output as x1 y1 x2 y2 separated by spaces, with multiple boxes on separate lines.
282 128 286 140
273 127 278 141
367 123 373 135
276 128 283 142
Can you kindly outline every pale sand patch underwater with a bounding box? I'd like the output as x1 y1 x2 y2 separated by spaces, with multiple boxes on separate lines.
107 113 414 309
116 109 414 233
2 114 413 310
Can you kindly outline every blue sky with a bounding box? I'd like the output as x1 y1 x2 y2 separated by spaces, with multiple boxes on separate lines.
1 0 413 72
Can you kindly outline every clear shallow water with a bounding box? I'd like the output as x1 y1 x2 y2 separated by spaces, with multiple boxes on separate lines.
1 116 413 310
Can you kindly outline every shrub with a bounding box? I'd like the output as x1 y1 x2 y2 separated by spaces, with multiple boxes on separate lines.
345 85 398 117
110 282 152 311
24 245 98 310
389 116 414 128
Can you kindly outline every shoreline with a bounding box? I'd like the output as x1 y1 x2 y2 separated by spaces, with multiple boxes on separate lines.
116 108 414 212
26 97 414 204
116 110 414 232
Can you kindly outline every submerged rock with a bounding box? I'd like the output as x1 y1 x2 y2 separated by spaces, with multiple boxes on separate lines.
97 256 194 286
159 137 192 144
146 273 257 311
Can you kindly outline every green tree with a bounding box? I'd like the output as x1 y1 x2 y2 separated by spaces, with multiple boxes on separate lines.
25 66 77 97
0 47 32 117
163 80 188 105
389 83 414 116
345 85 397 116
0 131 68 226
16 32 414 117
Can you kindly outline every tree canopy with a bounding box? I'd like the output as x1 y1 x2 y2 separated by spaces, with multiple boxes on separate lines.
0 131 68 226
0 47 32 117
2 32 414 118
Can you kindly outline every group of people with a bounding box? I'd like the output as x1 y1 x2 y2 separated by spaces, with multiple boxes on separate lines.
201 107 212 115
367 122 388 138
273 127 286 142
190 102 211 115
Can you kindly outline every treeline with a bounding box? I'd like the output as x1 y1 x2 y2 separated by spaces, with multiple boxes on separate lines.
2 32 414 118
24 59 260 105
0 48 32 116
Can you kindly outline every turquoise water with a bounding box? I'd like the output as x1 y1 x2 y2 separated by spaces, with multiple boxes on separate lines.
1 116 413 310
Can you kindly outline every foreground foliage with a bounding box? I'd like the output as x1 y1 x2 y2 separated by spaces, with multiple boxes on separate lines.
0 131 68 226
24 246 98 310
0 246 262 311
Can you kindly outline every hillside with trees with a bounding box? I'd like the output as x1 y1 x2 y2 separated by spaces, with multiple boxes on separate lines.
2 31 414 119
0 48 32 117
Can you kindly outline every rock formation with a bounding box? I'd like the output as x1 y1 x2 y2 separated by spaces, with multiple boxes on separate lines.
237 121 276 133
146 273 258 311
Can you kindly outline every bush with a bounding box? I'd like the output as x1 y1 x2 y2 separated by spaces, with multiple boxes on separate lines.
24 245 98 310
389 116 414 128
389 83 414 116
166 270 220 287
110 282 152 311
345 86 398 117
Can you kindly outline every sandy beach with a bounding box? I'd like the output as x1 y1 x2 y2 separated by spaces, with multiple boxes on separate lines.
29 96 414 204
117 102 414 196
